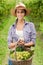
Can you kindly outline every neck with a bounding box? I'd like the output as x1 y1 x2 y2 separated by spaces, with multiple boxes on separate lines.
18 19 24 24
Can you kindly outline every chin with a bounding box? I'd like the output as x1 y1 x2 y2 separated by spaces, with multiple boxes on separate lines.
19 18 22 20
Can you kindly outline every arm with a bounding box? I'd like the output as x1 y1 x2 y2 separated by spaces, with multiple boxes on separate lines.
18 40 35 47
7 26 16 49
8 43 16 49
24 41 35 47
25 22 36 47
17 40 34 47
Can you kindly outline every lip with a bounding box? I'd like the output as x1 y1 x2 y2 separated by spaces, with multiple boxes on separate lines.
18 16 23 18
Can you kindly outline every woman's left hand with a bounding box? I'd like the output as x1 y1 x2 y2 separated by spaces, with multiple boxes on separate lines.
18 39 25 46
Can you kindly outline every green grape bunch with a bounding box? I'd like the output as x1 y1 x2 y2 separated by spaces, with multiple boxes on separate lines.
10 51 32 60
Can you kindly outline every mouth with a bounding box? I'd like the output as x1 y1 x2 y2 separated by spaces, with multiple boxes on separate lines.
18 16 23 18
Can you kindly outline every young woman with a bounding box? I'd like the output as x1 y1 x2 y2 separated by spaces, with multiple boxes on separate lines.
8 2 36 65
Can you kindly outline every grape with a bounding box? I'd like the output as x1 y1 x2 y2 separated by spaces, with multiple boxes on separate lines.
10 53 15 59
10 51 32 60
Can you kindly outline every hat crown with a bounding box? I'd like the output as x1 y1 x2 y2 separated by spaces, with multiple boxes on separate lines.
15 2 26 8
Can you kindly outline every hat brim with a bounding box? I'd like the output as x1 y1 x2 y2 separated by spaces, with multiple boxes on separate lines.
10 6 30 17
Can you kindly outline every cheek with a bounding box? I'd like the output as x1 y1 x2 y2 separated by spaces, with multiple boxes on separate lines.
21 14 25 17
23 14 25 16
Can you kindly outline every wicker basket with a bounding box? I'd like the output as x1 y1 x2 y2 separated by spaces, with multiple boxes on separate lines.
10 54 33 65
9 47 34 65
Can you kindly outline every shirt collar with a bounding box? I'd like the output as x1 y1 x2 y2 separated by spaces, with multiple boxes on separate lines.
12 18 29 28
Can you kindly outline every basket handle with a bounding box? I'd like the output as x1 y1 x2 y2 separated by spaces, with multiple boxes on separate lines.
14 39 20 60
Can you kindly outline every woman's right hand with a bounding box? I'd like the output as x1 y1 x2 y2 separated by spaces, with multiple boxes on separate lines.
8 42 17 49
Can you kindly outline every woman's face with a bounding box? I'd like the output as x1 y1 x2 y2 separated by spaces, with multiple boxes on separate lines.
16 9 25 20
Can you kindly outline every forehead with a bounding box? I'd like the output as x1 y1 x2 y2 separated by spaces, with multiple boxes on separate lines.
16 9 24 11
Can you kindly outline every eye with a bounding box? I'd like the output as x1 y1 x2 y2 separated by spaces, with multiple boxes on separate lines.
17 10 24 13
17 11 20 13
21 11 24 13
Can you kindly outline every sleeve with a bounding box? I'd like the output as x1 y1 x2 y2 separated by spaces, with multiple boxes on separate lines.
7 26 13 46
30 22 36 44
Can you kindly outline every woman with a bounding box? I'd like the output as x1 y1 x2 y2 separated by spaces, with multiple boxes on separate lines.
8 2 36 65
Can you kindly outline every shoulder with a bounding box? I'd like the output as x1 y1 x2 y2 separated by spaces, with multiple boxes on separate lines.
25 21 34 27
25 21 35 30
24 21 34 28
9 19 17 30
9 23 16 31
28 22 34 26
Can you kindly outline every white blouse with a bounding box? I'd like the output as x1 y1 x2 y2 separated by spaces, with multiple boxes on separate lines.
16 29 24 40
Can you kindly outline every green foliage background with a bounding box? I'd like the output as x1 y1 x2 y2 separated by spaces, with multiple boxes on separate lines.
0 0 43 65
0 0 43 31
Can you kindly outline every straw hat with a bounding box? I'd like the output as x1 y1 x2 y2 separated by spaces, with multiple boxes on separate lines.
11 2 30 16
